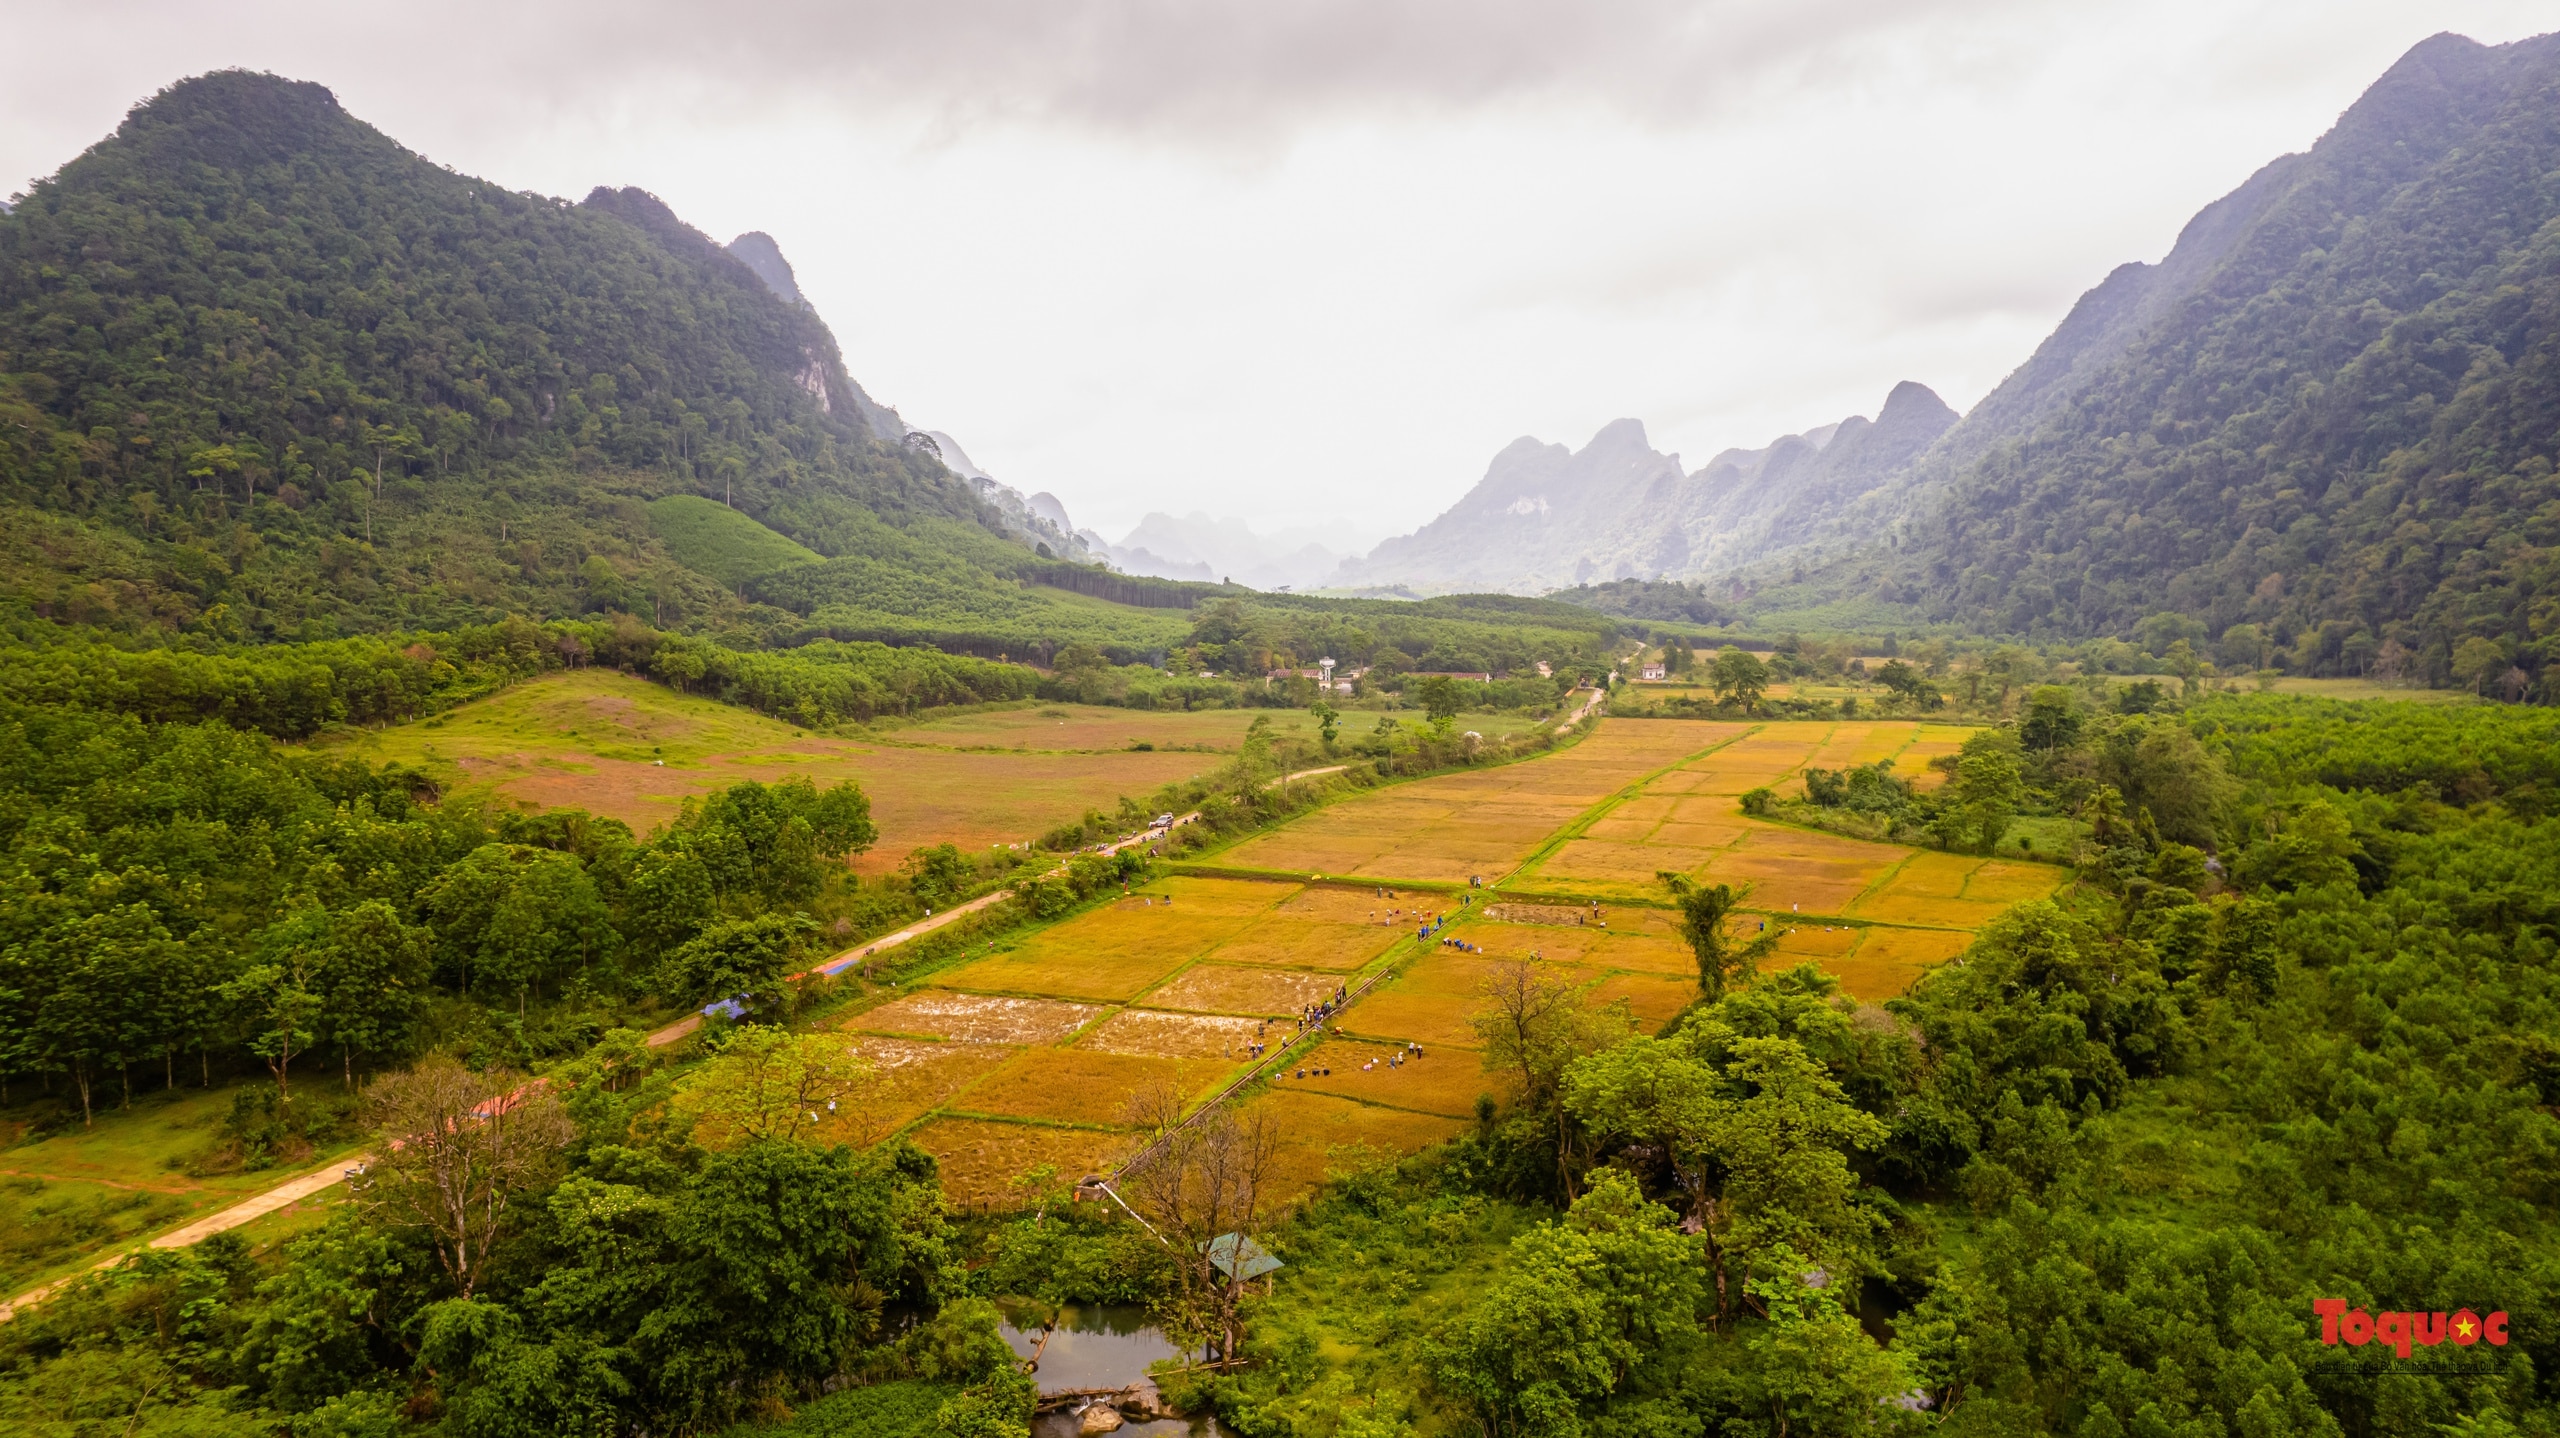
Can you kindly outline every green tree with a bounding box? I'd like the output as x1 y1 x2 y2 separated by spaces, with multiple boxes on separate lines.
2018 685 2082 751
221 956 323 1106
257 903 430 1091
1932 731 2025 854
901 843 972 910
1428 1171 1703 1438
1310 700 1341 748
651 913 821 1015
1656 873 1777 1000
1710 647 1770 712
671 1026 872 1148
1415 675 1465 731
420 844 616 1008
1744 1246 1923 1435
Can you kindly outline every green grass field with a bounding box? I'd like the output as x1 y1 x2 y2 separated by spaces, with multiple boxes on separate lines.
648 495 824 584
319 671 1550 864
0 1079 365 1295
314 670 1229 863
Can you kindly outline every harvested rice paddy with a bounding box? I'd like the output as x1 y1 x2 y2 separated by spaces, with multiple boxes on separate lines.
907 1118 1139 1208
835 716 2069 1206
1077 1010 1264 1060
1213 720 1737 882
320 670 1224 869
846 992 1102 1045
1142 963 1345 1017
950 1049 1235 1125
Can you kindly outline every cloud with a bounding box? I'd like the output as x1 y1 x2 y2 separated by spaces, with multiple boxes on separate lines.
4 1 2553 541
13 0 2046 153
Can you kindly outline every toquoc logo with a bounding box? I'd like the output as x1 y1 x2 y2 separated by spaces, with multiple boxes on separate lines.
2314 1300 2508 1358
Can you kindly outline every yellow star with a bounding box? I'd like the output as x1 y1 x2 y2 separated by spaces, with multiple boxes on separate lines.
2456 1317 2477 1339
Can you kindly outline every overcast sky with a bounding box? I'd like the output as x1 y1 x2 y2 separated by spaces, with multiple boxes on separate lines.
4 2 2550 546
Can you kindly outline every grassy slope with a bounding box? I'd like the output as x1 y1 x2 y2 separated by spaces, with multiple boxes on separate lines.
648 496 824 585
0 1079 367 1296
316 673 1509 869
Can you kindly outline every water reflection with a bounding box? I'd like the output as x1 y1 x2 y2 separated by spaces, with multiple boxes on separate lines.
998 1303 1220 1438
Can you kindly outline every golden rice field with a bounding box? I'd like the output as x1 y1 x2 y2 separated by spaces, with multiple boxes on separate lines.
320 670 1229 870
1214 719 1738 882
851 715 2069 1205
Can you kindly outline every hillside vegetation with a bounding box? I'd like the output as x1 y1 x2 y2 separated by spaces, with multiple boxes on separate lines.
1771 32 2560 698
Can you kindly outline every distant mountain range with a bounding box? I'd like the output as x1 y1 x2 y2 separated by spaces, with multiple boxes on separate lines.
1101 512 1366 590
1343 382 1955 595
1822 27 2560 686
1353 27 2560 699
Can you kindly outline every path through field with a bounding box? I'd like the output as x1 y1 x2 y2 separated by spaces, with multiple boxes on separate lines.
871 714 2069 1205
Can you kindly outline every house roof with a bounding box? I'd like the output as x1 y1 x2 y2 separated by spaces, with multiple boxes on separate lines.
1202 1233 1283 1280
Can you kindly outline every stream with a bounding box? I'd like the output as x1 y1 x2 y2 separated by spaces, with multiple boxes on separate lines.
999 1304 1223 1438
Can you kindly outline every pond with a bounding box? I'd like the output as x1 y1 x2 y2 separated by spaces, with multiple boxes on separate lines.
999 1304 1225 1438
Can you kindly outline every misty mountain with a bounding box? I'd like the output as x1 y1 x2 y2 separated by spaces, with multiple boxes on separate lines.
719 231 1104 566
1347 382 1954 595
1102 512 1363 590
0 70 1129 643
1785 28 2560 686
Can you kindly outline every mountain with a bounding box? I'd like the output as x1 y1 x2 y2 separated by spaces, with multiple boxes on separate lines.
1102 512 1363 590
721 233 1109 569
1794 29 2560 689
0 70 1171 652
1348 382 1954 595
725 231 805 306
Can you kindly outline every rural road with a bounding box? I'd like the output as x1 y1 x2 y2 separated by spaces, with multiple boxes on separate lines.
5 729 1576 1317
3 812 1222 1322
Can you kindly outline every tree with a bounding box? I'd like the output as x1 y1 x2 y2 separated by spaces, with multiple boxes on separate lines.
1472 958 1632 1195
672 778 875 906
221 957 323 1106
1123 1079 1282 1366
1309 700 1341 748
901 843 972 910
2452 635 2508 695
1429 1171 1703 1437
420 844 616 1008
363 1057 571 1299
1709 647 1769 712
1415 675 1465 731
651 913 821 1015
1932 731 2025 854
671 1027 872 1148
19 905 182 1125
1745 1246 1923 1436
1657 875 1776 1000
1874 658 1943 711
2018 685 2082 751
258 902 431 1091
2093 717 2233 849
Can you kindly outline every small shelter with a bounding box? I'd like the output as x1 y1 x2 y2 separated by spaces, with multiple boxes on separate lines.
1203 1233 1284 1290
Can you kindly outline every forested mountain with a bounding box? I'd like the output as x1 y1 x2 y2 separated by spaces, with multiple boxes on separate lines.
1349 382 1953 595
0 70 1114 648
1775 30 2560 693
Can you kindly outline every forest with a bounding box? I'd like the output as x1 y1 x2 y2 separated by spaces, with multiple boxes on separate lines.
1 52 2558 1438
3 672 2554 1437
1767 33 2560 702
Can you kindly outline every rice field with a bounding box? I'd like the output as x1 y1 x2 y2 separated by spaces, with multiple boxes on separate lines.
1239 1090 1474 1201
318 670 1227 869
886 704 1544 753
907 1118 1139 1207
843 716 2069 1208
1212 720 1738 882
949 1049 1235 1125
